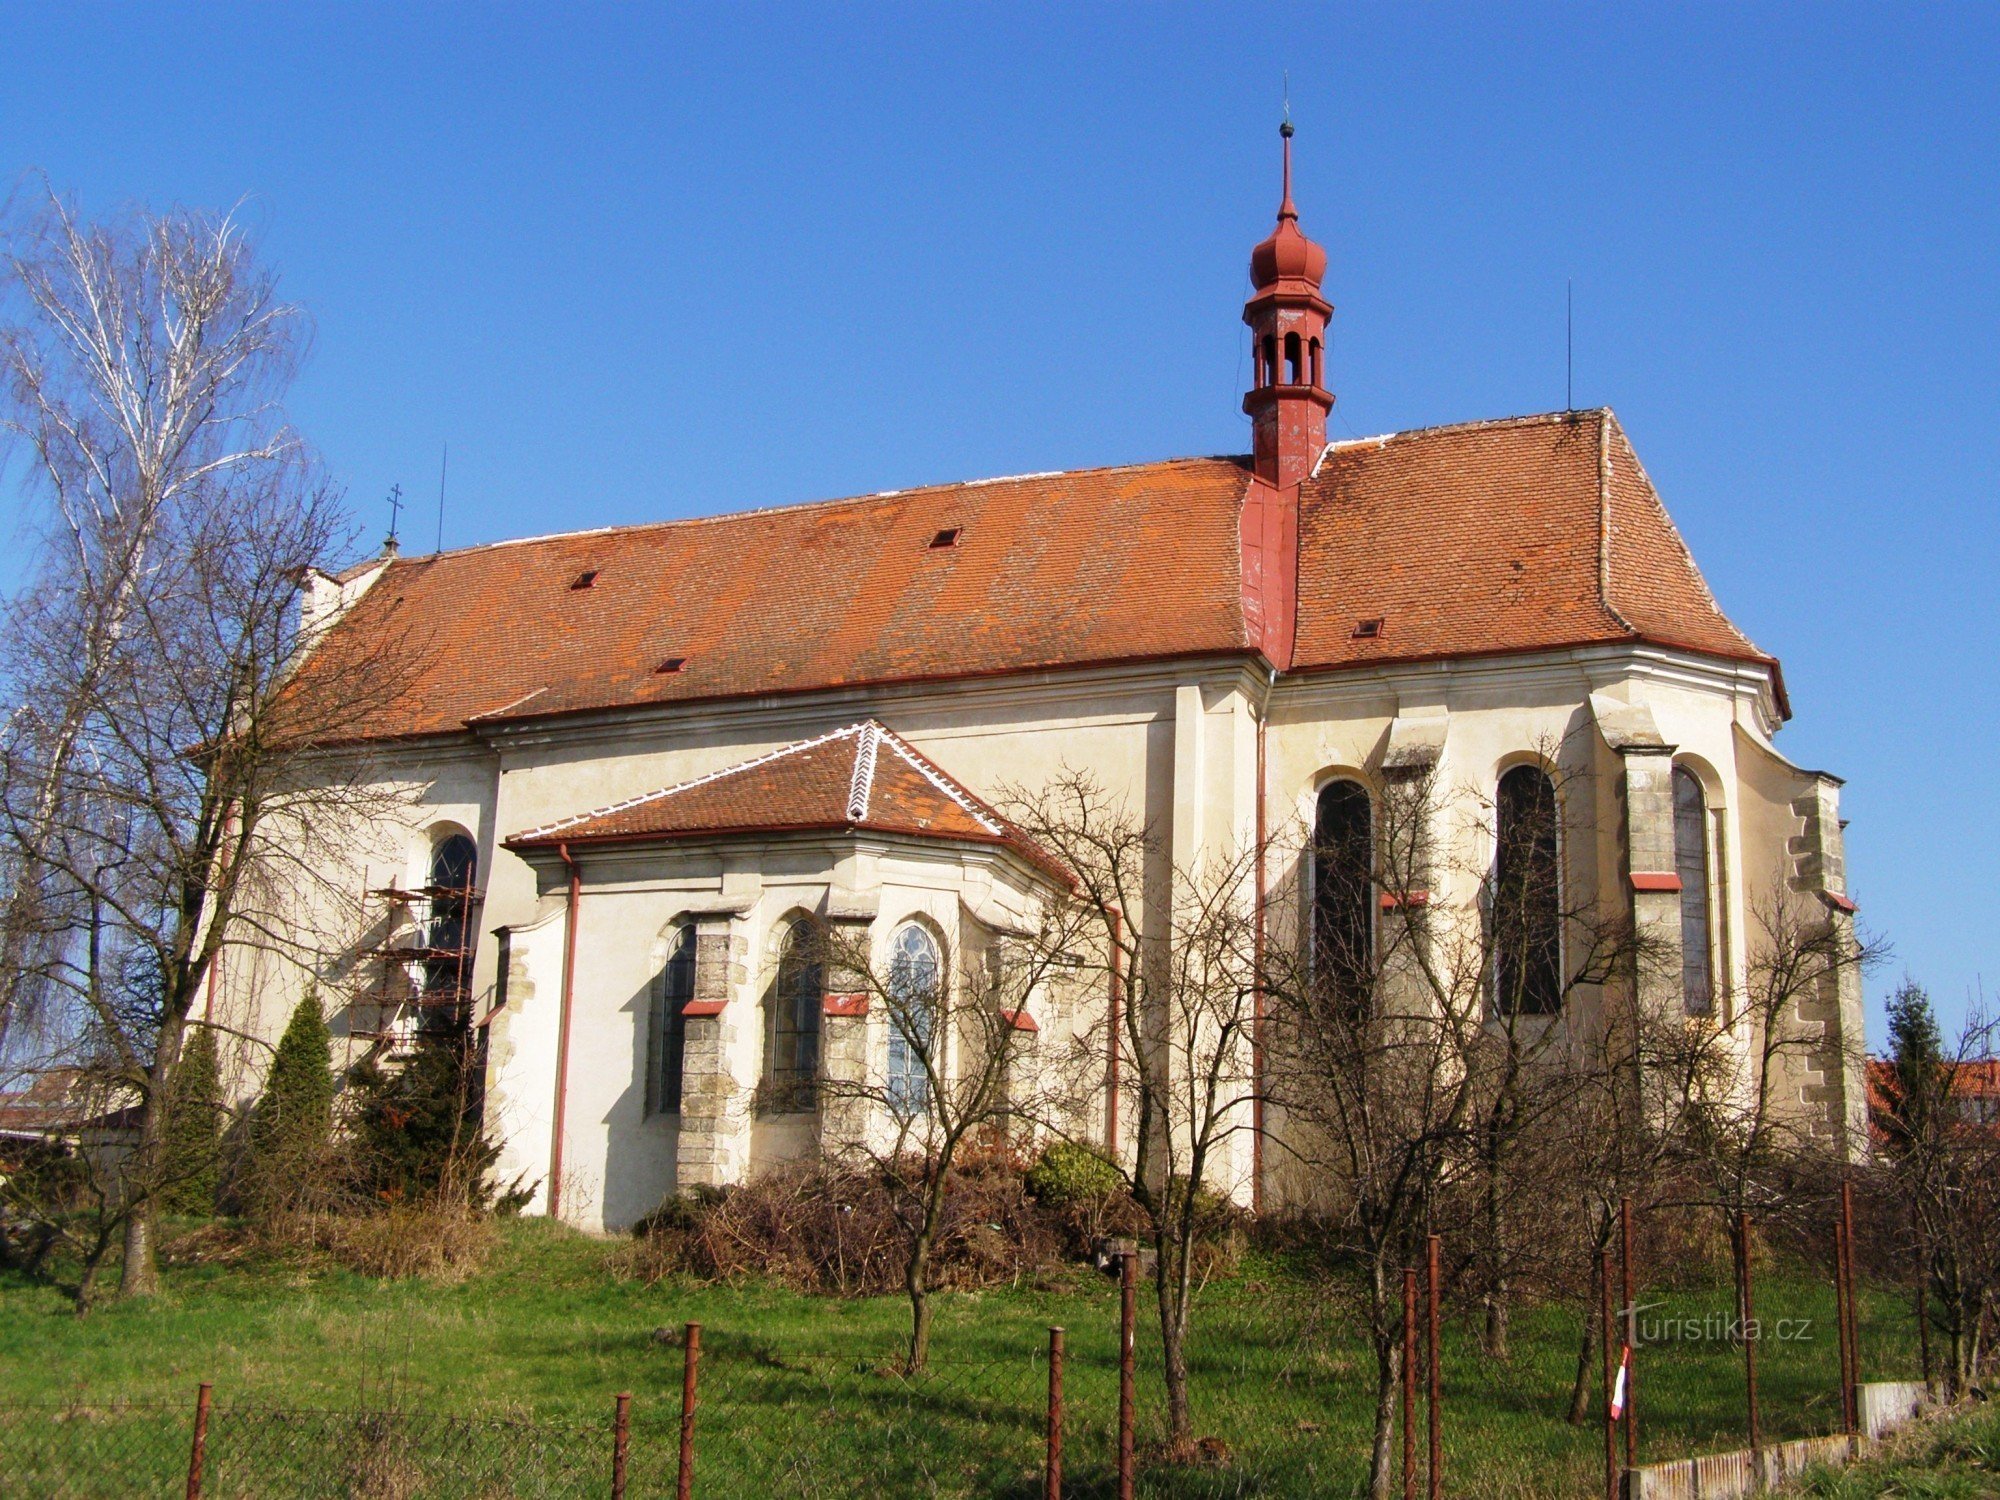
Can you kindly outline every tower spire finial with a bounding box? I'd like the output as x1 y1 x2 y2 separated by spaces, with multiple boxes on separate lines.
1278 76 1296 220
1279 119 1296 220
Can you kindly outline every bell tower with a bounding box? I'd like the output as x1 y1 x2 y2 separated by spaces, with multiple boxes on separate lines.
1242 121 1333 490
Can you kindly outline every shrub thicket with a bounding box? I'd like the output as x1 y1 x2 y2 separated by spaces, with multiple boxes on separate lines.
345 1036 525 1212
619 1142 1175 1292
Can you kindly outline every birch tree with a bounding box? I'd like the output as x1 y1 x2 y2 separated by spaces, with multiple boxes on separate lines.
0 187 415 1303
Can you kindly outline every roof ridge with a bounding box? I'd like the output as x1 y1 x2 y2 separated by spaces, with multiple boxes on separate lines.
1595 409 1640 637
1319 408 1610 459
511 722 866 842
846 721 882 821
872 725 1005 836
387 454 1249 569
1598 411 1770 660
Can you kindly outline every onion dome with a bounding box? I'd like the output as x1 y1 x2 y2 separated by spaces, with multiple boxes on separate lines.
1249 122 1328 289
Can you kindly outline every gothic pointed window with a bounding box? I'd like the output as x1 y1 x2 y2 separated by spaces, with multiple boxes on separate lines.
1313 780 1374 1007
1674 768 1715 1017
765 918 822 1107
649 925 696 1113
1492 765 1562 1016
887 923 941 1115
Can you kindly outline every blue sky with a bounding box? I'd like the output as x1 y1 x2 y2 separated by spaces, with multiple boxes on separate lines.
4 4 1995 1038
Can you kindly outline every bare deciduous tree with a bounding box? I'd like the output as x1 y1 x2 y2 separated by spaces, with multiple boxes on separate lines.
1260 741 1658 1499
1005 769 1262 1456
1664 885 1881 1260
811 913 1065 1372
0 187 417 1306
1869 983 1998 1397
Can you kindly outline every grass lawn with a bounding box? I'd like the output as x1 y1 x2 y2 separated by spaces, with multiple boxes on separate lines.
1789 1401 2000 1498
0 1219 1928 1498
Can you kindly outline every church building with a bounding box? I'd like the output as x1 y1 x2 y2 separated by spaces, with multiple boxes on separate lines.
266 129 1865 1231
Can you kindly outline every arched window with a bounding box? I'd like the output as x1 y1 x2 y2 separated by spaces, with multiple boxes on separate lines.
1284 331 1303 384
1313 780 1374 1006
887 923 941 1114
422 832 478 1025
1309 337 1323 387
1674 768 1715 1017
1492 766 1562 1016
649 925 696 1113
1262 335 1279 388
765 918 822 1105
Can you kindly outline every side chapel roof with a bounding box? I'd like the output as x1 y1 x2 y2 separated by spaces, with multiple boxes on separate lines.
504 720 1070 886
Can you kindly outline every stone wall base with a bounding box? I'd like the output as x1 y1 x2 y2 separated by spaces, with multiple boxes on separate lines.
1622 1382 1939 1499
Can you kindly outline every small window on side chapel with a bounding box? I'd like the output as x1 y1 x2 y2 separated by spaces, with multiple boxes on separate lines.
649 926 696 1113
765 919 823 1107
887 923 941 1115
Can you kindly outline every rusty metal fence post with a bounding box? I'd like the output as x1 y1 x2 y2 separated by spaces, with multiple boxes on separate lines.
1835 1216 1855 1435
1620 1196 1638 1469
1738 1210 1761 1460
1600 1249 1617 1500
1912 1224 1928 1400
184 1382 212 1500
1426 1234 1441 1500
677 1322 701 1500
1045 1326 1064 1500
1402 1266 1418 1500
612 1391 631 1500
1841 1180 1861 1427
1118 1251 1136 1500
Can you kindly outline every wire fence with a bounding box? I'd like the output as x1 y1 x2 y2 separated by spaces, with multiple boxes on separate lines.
0 1399 612 1499
1 1204 1945 1499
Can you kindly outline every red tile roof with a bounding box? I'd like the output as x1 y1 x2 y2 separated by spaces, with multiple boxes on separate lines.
1292 411 1772 683
291 410 1779 741
504 720 1069 885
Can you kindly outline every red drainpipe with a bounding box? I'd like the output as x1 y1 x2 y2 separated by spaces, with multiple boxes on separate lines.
548 842 581 1220
1252 697 1268 1213
1106 906 1123 1157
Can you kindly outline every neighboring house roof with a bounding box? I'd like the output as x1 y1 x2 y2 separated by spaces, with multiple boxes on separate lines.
289 408 1779 744
1866 1057 2000 1140
504 720 1070 886
0 1067 140 1141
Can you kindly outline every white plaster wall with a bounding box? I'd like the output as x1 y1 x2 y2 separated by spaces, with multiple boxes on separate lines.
217 641 1852 1225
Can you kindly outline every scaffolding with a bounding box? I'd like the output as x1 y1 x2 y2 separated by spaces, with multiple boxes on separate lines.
353 877 483 1053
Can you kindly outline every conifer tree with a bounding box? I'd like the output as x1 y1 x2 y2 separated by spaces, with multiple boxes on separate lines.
346 1037 509 1208
249 990 335 1209
158 1024 222 1215
1885 979 1945 1149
